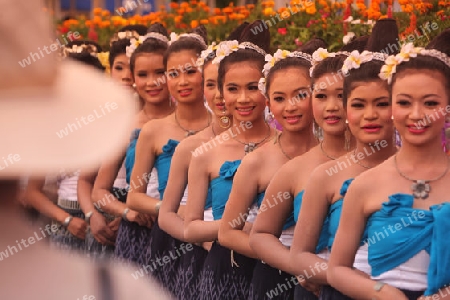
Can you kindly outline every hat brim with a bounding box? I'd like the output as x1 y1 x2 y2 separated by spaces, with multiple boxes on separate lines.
0 60 136 178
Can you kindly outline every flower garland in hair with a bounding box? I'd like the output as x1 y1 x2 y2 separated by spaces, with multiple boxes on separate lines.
342 50 387 75
196 42 218 68
169 32 207 48
379 43 450 84
309 48 350 76
125 32 169 58
258 49 313 95
110 30 141 46
212 41 267 65
62 44 100 58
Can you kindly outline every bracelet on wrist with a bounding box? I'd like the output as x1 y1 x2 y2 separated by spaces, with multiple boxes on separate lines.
155 201 162 215
85 211 94 225
122 208 130 221
62 215 73 227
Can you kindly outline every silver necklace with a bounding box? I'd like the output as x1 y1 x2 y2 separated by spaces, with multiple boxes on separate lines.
277 133 292 160
175 111 211 137
232 123 272 155
320 141 337 160
352 149 371 169
394 154 450 199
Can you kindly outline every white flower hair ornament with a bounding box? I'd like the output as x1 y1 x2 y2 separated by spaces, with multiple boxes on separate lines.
309 48 350 77
212 41 267 65
343 32 355 45
196 42 218 68
169 32 207 48
125 32 169 58
263 49 313 77
378 42 450 84
110 30 141 45
63 44 100 58
341 50 387 75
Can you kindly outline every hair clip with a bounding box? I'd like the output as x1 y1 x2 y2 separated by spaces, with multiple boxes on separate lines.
342 50 388 75
379 43 450 84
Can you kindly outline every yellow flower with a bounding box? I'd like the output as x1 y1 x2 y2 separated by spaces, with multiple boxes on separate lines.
263 7 274 15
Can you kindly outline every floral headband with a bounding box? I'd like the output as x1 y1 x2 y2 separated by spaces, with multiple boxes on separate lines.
125 32 169 57
309 48 350 76
379 43 450 84
169 32 207 48
263 49 312 77
341 50 388 75
196 42 218 68
110 30 141 46
212 40 267 65
62 44 100 58
258 49 313 95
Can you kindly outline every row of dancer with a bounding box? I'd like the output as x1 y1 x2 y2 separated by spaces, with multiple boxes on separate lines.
22 16 450 300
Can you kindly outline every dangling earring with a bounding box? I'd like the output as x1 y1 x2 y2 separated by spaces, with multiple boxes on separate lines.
344 119 351 151
313 120 322 141
219 98 231 129
265 106 274 124
132 83 136 89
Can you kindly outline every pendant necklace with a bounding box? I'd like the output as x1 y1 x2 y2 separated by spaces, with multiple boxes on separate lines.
320 141 338 160
233 123 272 155
352 149 371 169
277 133 292 160
394 154 450 199
175 111 211 137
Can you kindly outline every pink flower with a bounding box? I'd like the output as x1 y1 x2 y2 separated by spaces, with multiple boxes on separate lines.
295 38 303 46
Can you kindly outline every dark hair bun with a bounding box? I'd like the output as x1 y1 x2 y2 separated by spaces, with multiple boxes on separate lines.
239 20 271 53
340 35 369 52
226 22 250 41
148 22 169 38
191 25 208 45
299 38 328 55
426 28 450 55
119 24 148 36
365 18 399 55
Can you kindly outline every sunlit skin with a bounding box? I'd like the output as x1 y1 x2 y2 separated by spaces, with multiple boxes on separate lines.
218 66 317 259
392 71 448 147
312 74 347 137
269 68 314 133
347 80 393 145
223 61 267 125
288 79 397 291
133 53 170 105
327 71 450 299
110 53 133 89
167 50 204 105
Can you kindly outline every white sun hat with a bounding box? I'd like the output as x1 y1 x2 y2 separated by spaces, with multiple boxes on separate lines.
0 0 136 178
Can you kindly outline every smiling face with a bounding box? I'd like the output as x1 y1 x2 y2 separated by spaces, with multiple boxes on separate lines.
312 74 347 136
133 52 170 105
110 53 133 89
166 50 204 104
268 67 314 132
346 80 393 145
392 71 448 147
203 61 228 117
222 61 266 123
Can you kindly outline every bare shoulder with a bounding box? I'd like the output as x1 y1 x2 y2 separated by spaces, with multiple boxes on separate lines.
140 114 174 138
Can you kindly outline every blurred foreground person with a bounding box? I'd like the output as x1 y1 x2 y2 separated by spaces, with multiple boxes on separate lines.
0 1 173 299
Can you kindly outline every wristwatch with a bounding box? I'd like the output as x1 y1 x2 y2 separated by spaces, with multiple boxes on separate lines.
371 282 386 300
85 211 94 225
62 215 73 227
155 202 162 215
122 208 130 221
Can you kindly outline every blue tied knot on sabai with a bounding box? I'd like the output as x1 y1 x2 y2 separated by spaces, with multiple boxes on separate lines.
153 139 179 199
211 160 241 220
366 193 450 295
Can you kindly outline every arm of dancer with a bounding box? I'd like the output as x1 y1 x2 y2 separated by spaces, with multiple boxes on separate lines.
24 177 87 239
289 166 331 285
218 153 261 258
159 138 196 241
78 170 116 246
127 121 162 217
184 148 220 243
91 151 127 216
249 163 294 272
327 175 408 300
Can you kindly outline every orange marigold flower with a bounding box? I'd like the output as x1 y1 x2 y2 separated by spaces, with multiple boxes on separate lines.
203 6 210 12
180 2 189 8
177 8 185 14
191 20 199 28
246 4 255 9
170 2 179 9
85 20 93 27
222 7 233 13
190 0 198 5
214 8 221 14
200 19 209 24
100 20 110 28
186 7 193 12
101 10 110 16
263 7 274 15
93 7 102 15
305 5 317 14
175 15 183 23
